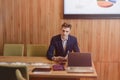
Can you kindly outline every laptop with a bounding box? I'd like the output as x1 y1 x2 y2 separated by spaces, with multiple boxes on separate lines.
66 52 94 73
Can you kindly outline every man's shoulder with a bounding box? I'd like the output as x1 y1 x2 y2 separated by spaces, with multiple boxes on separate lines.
52 34 61 38
51 34 61 40
69 35 77 39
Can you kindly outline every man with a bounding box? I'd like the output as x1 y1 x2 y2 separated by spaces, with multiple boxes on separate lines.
47 23 80 62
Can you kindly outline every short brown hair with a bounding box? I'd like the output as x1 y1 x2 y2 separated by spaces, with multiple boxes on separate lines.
62 23 72 29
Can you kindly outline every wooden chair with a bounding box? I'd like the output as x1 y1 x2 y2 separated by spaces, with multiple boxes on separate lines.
26 44 48 57
3 44 24 56
0 65 29 80
16 69 27 80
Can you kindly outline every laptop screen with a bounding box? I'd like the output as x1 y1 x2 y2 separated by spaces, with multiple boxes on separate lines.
68 53 92 67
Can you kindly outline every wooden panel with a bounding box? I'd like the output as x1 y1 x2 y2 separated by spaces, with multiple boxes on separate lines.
94 62 119 80
0 0 3 55
1 0 120 61
119 63 120 80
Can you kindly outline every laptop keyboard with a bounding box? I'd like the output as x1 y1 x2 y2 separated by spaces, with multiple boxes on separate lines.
67 67 94 73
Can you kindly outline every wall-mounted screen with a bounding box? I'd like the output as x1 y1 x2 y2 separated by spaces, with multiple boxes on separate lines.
64 0 120 18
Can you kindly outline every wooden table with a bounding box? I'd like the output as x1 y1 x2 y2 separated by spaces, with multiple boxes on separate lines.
0 56 97 80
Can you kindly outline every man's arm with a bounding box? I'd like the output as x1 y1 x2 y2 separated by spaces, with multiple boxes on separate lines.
73 37 80 52
46 37 55 60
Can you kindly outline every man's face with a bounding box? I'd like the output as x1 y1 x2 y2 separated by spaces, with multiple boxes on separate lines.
61 27 71 39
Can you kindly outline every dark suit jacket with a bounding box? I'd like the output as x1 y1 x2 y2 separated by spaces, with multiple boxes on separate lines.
47 34 80 60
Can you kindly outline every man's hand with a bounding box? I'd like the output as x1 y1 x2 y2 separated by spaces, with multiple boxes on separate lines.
52 56 67 65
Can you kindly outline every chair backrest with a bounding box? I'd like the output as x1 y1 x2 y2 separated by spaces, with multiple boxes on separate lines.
27 44 48 57
16 69 27 80
3 44 24 56
0 65 29 80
